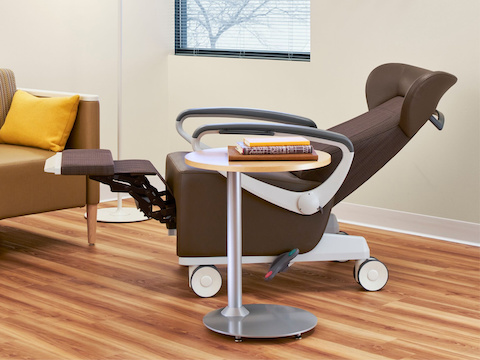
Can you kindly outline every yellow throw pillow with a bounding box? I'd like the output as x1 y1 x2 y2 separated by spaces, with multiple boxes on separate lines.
0 90 80 152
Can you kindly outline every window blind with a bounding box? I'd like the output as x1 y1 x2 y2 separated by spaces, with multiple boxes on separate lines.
175 0 310 61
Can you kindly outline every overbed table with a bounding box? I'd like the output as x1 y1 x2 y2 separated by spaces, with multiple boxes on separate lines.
185 147 331 341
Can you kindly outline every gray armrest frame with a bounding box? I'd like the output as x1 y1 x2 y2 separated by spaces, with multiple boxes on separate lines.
191 122 353 153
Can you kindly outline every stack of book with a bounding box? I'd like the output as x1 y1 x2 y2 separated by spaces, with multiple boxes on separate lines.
228 136 318 161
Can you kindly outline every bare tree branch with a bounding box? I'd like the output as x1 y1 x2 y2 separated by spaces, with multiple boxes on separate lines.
183 0 310 51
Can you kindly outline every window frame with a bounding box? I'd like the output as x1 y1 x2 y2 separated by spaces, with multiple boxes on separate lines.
174 0 310 61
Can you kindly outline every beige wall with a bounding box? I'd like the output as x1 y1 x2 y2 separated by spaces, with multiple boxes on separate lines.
1 0 478 224
0 0 118 152
167 0 480 223
0 0 172 200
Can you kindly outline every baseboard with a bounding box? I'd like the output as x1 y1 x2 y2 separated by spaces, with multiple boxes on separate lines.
333 203 480 247
100 193 479 246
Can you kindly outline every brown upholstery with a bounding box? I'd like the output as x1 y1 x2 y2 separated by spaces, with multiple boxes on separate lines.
166 151 332 256
294 96 409 204
113 159 158 175
365 63 457 137
166 63 457 257
0 68 100 244
61 149 115 176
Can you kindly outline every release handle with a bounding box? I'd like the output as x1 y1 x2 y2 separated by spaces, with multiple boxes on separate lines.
429 110 445 131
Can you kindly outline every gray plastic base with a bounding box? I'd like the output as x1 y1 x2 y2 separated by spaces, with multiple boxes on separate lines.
203 304 317 340
325 213 340 234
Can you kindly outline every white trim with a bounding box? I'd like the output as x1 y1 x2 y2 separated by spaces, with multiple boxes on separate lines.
333 202 480 247
178 233 370 266
19 88 99 102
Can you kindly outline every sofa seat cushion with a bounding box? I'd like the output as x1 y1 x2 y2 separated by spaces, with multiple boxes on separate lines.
0 142 54 165
0 144 86 219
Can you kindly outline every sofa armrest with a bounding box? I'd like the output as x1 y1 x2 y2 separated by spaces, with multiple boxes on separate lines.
67 98 100 150
20 88 100 205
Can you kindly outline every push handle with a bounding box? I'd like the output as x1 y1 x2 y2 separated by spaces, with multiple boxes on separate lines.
176 107 317 146
429 110 445 131
176 107 317 127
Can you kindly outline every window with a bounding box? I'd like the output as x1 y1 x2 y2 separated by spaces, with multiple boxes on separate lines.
175 0 310 61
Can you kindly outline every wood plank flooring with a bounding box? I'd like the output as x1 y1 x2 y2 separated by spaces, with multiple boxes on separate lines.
0 201 478 359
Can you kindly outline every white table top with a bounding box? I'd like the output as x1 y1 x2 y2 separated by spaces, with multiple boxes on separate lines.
184 147 331 173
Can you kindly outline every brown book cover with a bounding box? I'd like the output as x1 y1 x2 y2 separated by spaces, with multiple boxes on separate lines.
228 146 318 161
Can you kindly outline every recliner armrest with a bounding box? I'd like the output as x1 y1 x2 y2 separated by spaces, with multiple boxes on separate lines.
176 107 318 148
180 115 354 216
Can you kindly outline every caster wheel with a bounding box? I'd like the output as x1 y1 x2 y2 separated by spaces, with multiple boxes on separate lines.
190 265 222 298
354 258 388 291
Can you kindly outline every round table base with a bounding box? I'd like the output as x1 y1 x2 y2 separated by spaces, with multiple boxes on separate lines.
203 304 317 340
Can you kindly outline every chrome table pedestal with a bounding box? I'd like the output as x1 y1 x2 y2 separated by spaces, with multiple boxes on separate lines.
184 149 329 341
202 172 317 341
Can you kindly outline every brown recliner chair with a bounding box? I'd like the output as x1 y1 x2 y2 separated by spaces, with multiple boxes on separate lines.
0 68 100 244
166 63 457 296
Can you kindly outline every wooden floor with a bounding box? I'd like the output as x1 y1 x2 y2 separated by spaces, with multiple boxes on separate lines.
0 201 478 360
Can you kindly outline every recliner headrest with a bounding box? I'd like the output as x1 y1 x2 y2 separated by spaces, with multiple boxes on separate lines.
366 63 457 137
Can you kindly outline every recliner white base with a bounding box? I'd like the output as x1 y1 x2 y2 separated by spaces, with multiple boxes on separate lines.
180 214 389 297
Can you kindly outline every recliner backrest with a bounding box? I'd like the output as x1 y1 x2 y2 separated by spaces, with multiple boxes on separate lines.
294 63 457 204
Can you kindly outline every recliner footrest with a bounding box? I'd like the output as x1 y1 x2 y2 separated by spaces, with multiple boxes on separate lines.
45 149 177 229
113 159 158 175
61 149 115 176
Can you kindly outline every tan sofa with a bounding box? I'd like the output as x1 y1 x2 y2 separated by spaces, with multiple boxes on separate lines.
0 69 99 244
